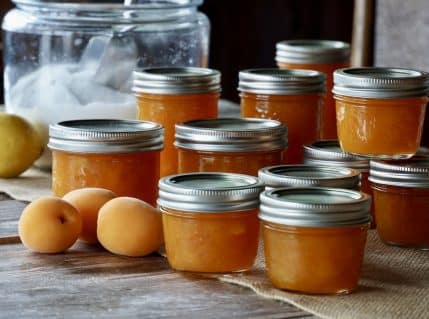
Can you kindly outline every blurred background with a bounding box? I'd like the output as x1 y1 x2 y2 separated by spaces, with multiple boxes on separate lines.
1 0 428 140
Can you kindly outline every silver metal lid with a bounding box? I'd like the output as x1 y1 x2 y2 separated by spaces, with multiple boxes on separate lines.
157 172 264 212
48 119 164 154
303 140 369 171
259 187 371 227
238 68 326 95
132 67 221 94
275 40 350 64
333 67 429 98
369 157 429 188
175 118 287 152
258 165 360 190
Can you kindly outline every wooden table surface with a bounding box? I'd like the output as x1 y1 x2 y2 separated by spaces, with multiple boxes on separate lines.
0 192 317 319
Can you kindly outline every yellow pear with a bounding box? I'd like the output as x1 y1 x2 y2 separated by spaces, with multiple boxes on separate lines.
0 113 43 178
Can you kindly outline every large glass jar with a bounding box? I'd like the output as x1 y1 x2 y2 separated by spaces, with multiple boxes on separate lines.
2 0 210 169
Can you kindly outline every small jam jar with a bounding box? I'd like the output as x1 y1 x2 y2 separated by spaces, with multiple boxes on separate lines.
239 68 325 164
158 172 264 273
259 187 371 294
258 165 360 190
369 158 429 249
276 40 350 139
175 118 287 176
333 67 429 159
49 119 163 206
133 67 220 177
303 140 375 228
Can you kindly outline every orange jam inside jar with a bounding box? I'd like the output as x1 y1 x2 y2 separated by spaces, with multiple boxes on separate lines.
369 158 429 249
49 119 163 206
158 172 264 273
259 187 371 294
303 140 375 228
258 164 360 190
276 40 350 139
133 67 220 177
238 69 325 164
175 118 287 176
333 68 429 159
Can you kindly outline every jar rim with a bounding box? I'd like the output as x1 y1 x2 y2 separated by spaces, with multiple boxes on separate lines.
133 67 221 95
174 118 288 152
157 172 264 212
276 39 350 64
369 157 429 188
258 165 360 189
48 119 164 154
238 68 326 95
259 187 371 227
333 67 429 98
303 140 370 171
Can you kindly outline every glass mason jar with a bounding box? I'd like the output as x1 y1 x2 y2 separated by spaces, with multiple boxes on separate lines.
369 158 429 249
259 187 371 294
3 0 209 169
133 67 220 177
238 68 325 164
158 172 264 273
276 40 350 139
333 67 429 159
175 118 287 176
48 119 163 206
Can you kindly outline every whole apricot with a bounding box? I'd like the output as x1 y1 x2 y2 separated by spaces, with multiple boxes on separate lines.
18 196 82 253
97 197 163 257
63 188 116 244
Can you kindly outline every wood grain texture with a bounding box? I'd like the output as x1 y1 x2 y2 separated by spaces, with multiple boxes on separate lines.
0 193 26 243
0 195 316 319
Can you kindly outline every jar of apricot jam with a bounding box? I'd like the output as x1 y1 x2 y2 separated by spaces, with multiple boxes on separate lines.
133 67 220 177
48 119 163 206
303 140 375 228
175 118 287 176
259 187 371 294
158 172 264 273
258 165 360 190
239 68 325 164
333 67 429 159
276 40 350 139
369 158 429 249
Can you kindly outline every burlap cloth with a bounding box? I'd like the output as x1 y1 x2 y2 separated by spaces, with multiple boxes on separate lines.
1 168 428 319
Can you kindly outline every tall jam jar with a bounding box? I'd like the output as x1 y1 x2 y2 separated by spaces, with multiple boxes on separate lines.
175 118 287 176
3 0 210 169
239 68 325 164
369 158 429 249
333 67 429 159
48 119 163 206
259 187 371 294
276 40 350 139
133 67 220 177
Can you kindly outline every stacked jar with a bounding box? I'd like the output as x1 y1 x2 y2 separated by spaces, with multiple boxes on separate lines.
133 67 221 177
238 69 325 164
276 40 350 139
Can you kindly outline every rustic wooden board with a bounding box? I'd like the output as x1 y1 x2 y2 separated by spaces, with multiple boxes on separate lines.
0 194 316 319
0 242 315 319
0 193 26 244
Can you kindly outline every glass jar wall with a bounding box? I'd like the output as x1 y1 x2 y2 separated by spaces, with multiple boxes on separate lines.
3 0 209 169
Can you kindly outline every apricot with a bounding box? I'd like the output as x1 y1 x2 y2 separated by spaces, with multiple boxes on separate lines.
97 197 163 257
18 196 82 253
63 188 116 244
